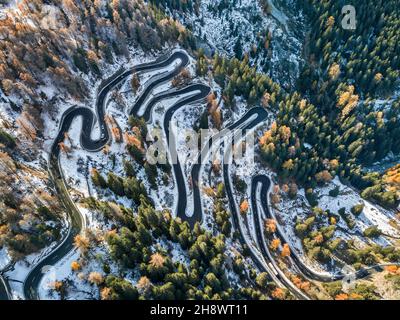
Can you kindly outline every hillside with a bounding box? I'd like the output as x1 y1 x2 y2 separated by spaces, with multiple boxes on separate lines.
0 0 400 303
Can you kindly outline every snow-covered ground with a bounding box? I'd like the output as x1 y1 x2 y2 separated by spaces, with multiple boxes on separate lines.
366 152 400 174
315 177 399 239
272 176 400 275
41 46 162 155
56 48 204 219
4 238 65 299
1 43 197 299
169 0 307 88
0 248 10 270
33 47 213 299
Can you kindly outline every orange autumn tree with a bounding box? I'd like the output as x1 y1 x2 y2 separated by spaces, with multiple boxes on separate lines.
71 261 81 272
211 107 222 129
88 272 104 285
291 276 311 292
240 199 249 215
314 234 324 244
137 276 152 295
335 293 349 300
270 238 281 251
150 252 165 268
328 63 340 80
58 142 71 155
264 219 277 235
111 127 122 143
281 243 291 258
124 132 143 150
271 287 285 300
101 287 112 300
315 170 333 183
259 129 272 146
74 234 90 255
385 265 399 274
51 281 65 293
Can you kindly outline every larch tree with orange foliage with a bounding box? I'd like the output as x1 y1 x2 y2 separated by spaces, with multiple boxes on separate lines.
240 199 249 215
270 193 281 205
71 261 81 272
137 276 152 295
101 287 112 300
58 142 71 156
88 272 104 285
271 287 285 300
149 252 165 268
74 234 90 255
315 170 333 184
281 243 291 258
328 63 340 80
385 265 400 274
111 127 122 143
335 293 349 300
261 91 271 108
270 238 281 251
264 219 277 235
291 275 311 292
314 234 324 244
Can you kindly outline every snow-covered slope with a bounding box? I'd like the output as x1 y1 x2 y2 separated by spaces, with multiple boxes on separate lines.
169 0 307 89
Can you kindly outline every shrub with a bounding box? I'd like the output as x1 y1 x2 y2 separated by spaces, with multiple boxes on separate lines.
363 226 382 238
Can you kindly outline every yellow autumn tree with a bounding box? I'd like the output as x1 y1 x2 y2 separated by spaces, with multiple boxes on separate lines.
282 159 294 171
299 99 307 110
261 91 270 108
278 126 291 143
328 63 340 80
337 85 359 119
349 293 363 300
374 73 383 83
326 16 335 27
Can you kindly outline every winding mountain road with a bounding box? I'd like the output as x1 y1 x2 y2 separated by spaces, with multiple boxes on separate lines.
0 274 11 300
23 50 196 300
190 108 269 227
221 129 310 300
9 49 388 301
251 175 340 283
